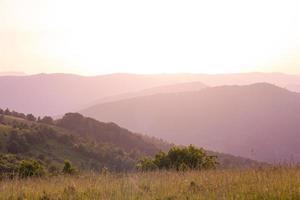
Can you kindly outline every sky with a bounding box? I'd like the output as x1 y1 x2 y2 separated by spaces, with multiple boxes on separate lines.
1 0 300 75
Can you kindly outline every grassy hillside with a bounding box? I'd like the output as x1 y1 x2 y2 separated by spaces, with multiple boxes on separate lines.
81 83 300 163
0 167 299 200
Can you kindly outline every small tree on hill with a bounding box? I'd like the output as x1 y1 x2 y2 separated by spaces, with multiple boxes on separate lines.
62 160 76 175
26 114 36 121
39 116 54 125
0 114 4 124
4 108 11 115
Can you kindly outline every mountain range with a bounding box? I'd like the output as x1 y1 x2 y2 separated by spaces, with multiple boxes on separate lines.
81 83 300 163
2 72 300 116
1 72 300 164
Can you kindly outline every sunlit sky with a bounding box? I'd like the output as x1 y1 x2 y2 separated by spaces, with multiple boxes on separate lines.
1 0 300 75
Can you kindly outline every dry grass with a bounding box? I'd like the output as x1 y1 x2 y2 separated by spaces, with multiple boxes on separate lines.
1 167 300 200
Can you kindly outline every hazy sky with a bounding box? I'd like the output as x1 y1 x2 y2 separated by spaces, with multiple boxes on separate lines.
1 0 300 75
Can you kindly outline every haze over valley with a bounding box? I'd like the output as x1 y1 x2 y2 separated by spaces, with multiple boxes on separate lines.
1 72 300 163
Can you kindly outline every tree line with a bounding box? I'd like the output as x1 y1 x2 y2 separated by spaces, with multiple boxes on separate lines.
0 108 53 124
137 145 218 171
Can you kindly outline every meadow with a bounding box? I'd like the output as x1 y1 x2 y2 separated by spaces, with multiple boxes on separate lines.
1 167 300 200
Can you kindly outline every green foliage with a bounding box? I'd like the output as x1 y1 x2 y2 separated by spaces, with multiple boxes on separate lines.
137 145 218 171
39 116 54 125
6 130 29 154
0 108 260 175
0 154 22 178
0 111 153 172
136 157 158 171
62 160 76 175
18 159 45 178
57 113 158 155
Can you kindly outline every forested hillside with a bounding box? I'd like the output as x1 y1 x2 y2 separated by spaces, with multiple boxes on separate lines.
0 110 165 175
0 108 261 177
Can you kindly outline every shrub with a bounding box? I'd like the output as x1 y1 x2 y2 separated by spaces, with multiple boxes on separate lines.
62 160 76 175
136 157 158 171
0 154 21 179
18 160 45 178
137 145 218 171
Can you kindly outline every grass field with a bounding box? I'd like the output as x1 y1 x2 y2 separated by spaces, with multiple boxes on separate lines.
0 167 300 200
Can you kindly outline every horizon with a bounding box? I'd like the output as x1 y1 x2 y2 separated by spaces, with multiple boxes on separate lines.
1 71 300 77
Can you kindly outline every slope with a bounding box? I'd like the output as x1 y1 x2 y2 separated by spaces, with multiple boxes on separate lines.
81 83 300 163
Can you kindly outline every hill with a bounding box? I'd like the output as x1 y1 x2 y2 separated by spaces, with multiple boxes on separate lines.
0 73 194 116
0 112 164 173
86 81 207 106
0 110 260 174
2 72 300 116
81 83 300 163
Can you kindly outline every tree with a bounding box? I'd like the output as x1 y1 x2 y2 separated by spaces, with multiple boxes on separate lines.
0 114 4 124
62 160 76 175
26 114 36 121
137 145 218 171
4 108 11 115
7 130 29 153
39 116 54 125
18 160 45 178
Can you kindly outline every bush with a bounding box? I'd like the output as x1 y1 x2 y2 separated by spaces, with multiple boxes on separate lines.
18 160 45 178
0 154 22 179
136 157 158 171
62 160 76 175
137 145 218 171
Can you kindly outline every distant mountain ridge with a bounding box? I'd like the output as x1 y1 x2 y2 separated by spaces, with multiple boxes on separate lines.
81 83 300 163
85 81 208 106
2 72 300 116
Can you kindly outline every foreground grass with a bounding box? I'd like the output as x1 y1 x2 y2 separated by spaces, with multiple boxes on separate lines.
1 167 300 200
